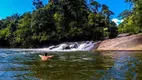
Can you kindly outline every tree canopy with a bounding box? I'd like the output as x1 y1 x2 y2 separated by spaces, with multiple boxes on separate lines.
0 0 117 48
118 0 142 34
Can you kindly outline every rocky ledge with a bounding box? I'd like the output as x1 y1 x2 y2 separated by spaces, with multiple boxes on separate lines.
97 34 142 50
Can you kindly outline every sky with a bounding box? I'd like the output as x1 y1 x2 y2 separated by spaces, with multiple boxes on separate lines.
97 0 127 25
0 0 48 19
0 0 127 24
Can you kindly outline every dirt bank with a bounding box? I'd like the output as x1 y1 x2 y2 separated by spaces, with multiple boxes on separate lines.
97 34 142 50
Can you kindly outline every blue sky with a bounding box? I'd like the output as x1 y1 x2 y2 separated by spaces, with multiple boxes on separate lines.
97 0 127 25
97 0 127 18
0 0 127 20
0 0 48 19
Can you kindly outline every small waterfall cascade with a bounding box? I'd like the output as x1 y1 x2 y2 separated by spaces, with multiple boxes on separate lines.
8 41 101 52
40 41 101 51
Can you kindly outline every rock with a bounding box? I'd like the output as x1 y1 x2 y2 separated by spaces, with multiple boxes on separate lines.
117 33 131 38
97 34 142 50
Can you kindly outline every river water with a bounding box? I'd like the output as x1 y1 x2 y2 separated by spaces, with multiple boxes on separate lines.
0 49 142 80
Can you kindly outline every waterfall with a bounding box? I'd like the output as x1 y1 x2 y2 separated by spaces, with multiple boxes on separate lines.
8 41 101 52
40 41 100 51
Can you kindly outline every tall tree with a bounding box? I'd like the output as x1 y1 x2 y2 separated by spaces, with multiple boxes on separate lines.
89 1 101 14
118 0 142 33
33 0 44 9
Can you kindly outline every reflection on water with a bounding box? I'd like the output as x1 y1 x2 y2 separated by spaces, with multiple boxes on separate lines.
97 51 142 80
0 50 142 80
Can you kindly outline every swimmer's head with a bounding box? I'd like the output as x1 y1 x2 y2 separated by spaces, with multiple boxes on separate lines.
44 53 48 56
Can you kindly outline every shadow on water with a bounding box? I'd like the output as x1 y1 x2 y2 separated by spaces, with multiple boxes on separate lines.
0 50 142 80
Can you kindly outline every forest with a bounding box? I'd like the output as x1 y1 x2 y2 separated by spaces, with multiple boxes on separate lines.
0 0 119 48
118 0 142 34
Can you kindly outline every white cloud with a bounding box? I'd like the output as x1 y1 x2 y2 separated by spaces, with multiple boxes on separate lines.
112 18 124 25
120 19 124 22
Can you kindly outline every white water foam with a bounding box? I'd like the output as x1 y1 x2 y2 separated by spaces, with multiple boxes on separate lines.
2 41 101 52
37 41 100 52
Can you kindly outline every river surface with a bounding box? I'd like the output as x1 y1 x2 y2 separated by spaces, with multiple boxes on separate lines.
0 49 142 80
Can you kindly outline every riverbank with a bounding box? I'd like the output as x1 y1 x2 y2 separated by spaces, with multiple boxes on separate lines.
97 34 142 50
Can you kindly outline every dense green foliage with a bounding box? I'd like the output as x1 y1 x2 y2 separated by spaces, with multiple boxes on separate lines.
0 0 117 48
118 0 142 34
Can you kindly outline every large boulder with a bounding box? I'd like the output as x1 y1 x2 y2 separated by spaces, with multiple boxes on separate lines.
97 34 142 50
